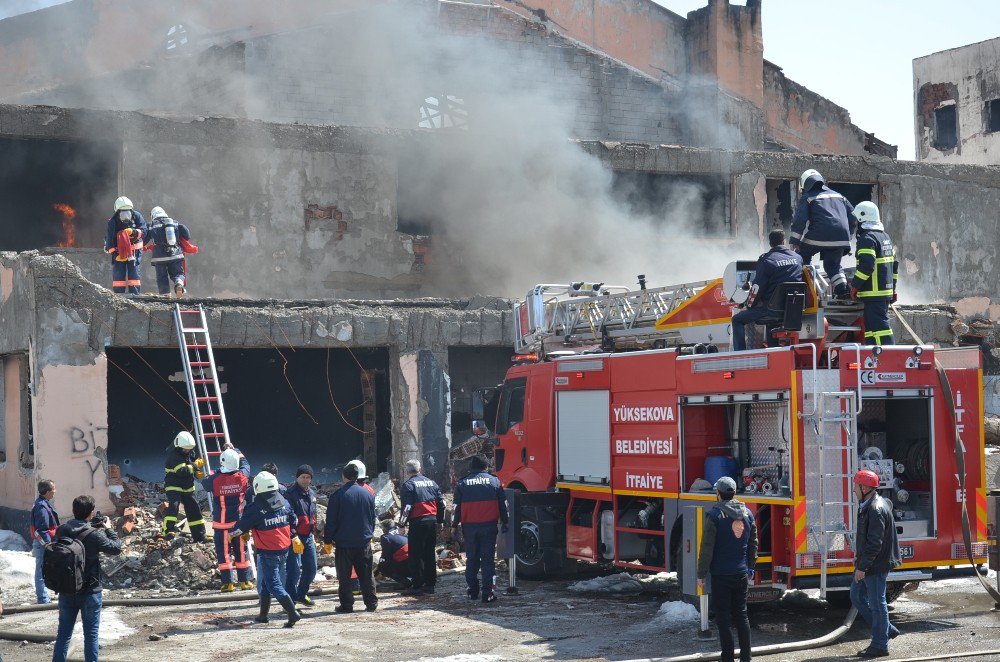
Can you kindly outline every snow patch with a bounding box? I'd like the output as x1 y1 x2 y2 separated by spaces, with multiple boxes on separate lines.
403 656 504 662
0 548 37 603
71 607 135 645
568 572 642 594
648 600 699 628
0 529 30 552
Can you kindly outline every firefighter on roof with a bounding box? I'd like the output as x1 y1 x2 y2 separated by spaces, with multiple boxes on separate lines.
851 202 898 346
791 169 855 298
201 445 253 591
400 458 445 595
453 454 509 604
103 196 147 294
731 229 803 351
162 431 207 542
231 471 302 627
697 477 758 662
143 205 198 297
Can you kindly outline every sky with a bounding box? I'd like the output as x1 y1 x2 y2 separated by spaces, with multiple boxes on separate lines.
656 0 1000 160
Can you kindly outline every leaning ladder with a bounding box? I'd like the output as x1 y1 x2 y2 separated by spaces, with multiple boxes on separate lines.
815 390 859 599
172 304 232 472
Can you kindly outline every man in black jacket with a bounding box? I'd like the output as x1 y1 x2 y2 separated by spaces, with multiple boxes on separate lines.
850 469 902 659
731 229 803 351
322 463 377 613
52 495 124 662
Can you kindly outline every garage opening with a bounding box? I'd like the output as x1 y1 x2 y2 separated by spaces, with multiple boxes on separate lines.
0 138 119 251
106 347 391 485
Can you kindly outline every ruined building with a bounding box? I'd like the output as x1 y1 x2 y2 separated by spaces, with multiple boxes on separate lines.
0 0 997 529
914 36 1000 164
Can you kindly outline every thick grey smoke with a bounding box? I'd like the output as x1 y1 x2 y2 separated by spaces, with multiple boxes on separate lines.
4 0 754 298
0 0 68 21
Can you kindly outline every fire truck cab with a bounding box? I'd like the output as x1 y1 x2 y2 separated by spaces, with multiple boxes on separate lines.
483 266 989 604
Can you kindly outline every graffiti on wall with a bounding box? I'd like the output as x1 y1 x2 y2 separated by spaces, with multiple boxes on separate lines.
68 423 109 489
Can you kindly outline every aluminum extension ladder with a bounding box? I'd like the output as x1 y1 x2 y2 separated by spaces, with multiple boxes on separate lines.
815 390 860 599
172 304 232 472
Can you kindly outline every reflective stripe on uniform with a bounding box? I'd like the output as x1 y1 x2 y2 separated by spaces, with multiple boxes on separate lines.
865 329 894 345
165 486 196 493
187 519 206 527
856 248 877 257
854 271 870 281
800 238 850 247
126 279 141 286
112 280 127 287
166 462 190 473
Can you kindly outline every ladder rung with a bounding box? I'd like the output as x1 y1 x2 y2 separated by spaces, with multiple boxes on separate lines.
822 501 852 506
203 432 226 437
196 397 218 402
206 451 221 456
828 325 862 332
183 328 207 333
190 361 211 366
180 310 200 315
821 473 851 478
193 379 214 384
200 414 222 419
187 344 208 349
820 416 852 422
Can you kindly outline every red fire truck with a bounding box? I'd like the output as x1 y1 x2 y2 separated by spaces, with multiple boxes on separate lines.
477 265 989 605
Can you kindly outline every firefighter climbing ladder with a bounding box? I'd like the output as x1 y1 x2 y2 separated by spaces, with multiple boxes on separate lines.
815 390 860 598
172 304 232 472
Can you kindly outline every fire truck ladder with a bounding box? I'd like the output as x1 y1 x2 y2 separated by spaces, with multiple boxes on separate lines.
514 279 717 353
172 304 232 472
815 390 860 598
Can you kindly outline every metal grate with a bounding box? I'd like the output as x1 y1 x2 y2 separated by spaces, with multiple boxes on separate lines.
747 401 791 486
691 354 768 373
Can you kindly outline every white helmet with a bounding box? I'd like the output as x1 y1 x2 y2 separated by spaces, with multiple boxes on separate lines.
347 459 367 480
220 448 241 473
799 169 824 191
150 206 168 220
253 471 280 495
114 196 134 212
173 431 196 450
852 201 884 230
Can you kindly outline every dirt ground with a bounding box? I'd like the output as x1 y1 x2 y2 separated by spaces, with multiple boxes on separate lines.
1 569 999 662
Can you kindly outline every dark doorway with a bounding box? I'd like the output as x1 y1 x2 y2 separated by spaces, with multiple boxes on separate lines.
0 138 119 251
826 182 874 208
765 179 794 234
934 105 958 150
448 347 512 440
106 347 391 485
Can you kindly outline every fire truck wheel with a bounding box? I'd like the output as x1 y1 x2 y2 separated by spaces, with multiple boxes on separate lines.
516 520 546 578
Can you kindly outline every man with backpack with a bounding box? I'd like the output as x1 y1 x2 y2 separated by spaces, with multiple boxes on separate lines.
48 495 123 662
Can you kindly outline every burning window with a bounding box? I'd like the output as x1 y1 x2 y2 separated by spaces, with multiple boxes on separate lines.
0 138 119 251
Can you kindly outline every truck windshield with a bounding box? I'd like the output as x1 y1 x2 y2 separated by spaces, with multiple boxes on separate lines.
496 377 526 434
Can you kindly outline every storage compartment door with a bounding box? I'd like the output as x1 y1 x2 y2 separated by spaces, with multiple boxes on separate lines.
557 390 610 484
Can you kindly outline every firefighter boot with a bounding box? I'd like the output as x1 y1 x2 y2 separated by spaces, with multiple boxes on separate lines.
255 595 271 624
277 595 301 628
220 583 235 593
239 581 255 591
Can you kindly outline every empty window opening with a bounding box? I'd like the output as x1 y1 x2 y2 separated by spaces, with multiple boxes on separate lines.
987 99 1000 133
396 150 438 235
765 179 794 235
418 95 468 130
611 172 730 234
934 104 958 150
0 138 119 252
1 354 32 468
447 347 512 438
106 347 391 484
826 182 874 209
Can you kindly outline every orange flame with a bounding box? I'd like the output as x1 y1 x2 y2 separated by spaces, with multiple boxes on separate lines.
53 203 77 248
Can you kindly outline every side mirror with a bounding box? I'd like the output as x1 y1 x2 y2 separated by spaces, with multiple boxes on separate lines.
472 420 488 439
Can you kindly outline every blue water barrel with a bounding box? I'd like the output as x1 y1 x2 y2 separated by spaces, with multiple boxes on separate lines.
704 456 738 485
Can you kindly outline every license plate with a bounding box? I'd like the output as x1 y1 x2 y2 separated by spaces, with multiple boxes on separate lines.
899 545 914 559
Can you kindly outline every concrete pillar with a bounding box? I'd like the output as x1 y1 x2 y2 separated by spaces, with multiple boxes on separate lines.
390 348 452 487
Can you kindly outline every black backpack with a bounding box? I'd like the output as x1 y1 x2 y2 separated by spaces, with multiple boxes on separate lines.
42 528 95 594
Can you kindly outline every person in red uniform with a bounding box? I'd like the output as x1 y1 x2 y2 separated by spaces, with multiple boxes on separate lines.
30 479 59 604
400 458 445 595
376 521 412 588
202 445 252 591
453 455 509 603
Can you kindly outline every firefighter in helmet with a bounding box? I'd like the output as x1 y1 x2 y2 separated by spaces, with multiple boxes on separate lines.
791 169 855 298
201 446 253 591
851 202 898 346
143 205 198 297
731 229 803 351
851 469 902 658
162 431 207 542
103 196 148 294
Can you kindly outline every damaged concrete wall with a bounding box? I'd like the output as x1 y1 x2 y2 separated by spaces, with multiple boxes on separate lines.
914 38 1000 164
0 251 515 516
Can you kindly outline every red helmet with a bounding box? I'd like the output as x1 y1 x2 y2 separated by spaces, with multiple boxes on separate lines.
853 469 880 489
